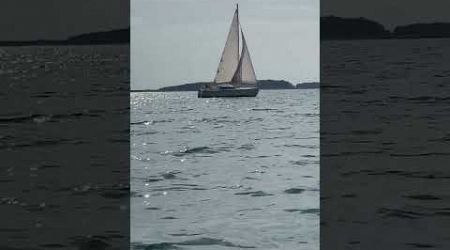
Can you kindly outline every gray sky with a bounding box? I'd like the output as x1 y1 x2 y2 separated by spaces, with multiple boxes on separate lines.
0 0 128 40
131 0 319 90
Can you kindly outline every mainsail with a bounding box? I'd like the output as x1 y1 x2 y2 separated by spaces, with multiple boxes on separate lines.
214 9 240 83
214 6 257 86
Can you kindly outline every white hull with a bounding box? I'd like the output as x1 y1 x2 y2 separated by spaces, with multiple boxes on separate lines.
198 87 258 98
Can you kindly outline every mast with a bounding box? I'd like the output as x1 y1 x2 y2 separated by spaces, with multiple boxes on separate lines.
236 4 240 61
236 4 240 65
236 3 242 83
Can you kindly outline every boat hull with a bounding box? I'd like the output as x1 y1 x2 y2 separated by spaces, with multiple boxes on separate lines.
198 88 259 98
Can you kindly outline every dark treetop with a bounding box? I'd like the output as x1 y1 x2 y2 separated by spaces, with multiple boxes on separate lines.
0 28 130 46
321 16 391 40
321 16 450 40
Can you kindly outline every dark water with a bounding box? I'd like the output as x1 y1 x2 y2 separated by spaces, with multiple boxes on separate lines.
131 90 319 249
321 38 450 249
0 45 129 249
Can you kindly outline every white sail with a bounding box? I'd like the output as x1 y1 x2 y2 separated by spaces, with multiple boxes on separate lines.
232 30 257 85
214 10 240 83
199 5 259 98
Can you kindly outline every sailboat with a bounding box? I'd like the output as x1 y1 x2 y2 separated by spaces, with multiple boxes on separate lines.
198 4 259 98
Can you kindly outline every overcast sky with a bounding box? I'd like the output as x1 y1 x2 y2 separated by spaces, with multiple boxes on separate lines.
0 0 128 40
131 0 319 90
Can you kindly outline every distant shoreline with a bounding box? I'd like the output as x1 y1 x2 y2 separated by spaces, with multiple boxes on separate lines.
131 81 319 92
0 28 129 47
4 18 450 46
322 36 450 41
321 16 450 40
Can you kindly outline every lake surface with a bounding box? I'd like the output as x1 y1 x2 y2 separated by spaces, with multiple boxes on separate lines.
131 90 319 249
0 45 129 249
321 38 450 249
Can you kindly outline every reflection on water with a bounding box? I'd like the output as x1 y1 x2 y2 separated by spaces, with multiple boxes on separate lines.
131 90 319 249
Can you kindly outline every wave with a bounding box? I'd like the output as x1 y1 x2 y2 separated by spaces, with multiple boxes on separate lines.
284 208 320 215
151 186 207 192
0 110 104 124
0 138 87 150
170 146 226 156
251 108 278 111
341 169 450 179
284 188 305 194
404 195 441 200
377 208 426 219
131 119 174 126
234 191 273 197
133 237 255 249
